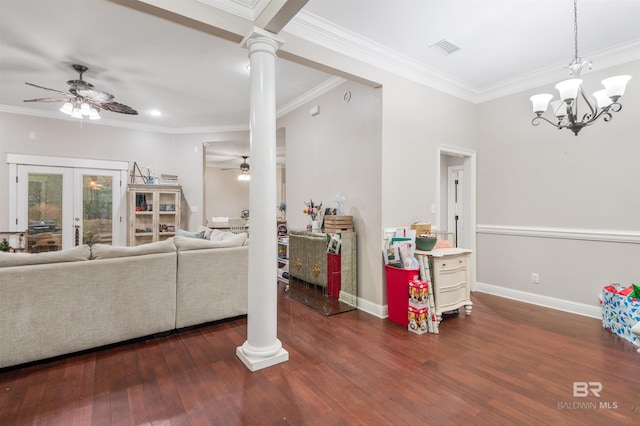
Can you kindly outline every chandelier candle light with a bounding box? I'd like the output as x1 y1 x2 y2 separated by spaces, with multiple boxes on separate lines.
529 0 631 136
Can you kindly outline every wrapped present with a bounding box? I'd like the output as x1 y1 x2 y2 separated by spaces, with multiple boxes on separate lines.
409 280 429 308
408 305 429 335
602 285 640 346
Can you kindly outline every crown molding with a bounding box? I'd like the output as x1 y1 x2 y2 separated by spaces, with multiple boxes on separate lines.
0 74 344 135
285 10 479 103
473 38 640 103
277 75 346 118
0 104 179 133
0 104 251 135
287 11 640 105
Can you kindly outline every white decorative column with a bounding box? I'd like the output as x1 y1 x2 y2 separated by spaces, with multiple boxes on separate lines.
236 27 289 371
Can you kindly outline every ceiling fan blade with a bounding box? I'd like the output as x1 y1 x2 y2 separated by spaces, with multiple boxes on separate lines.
25 82 69 96
76 88 114 103
97 101 138 115
24 97 73 103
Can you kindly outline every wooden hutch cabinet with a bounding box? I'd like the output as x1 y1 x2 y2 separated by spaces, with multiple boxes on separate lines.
127 184 181 246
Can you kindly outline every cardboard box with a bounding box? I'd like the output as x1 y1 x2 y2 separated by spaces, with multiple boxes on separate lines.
408 305 429 335
411 223 432 236
409 279 429 308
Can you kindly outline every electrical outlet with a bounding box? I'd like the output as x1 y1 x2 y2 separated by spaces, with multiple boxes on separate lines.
531 273 539 284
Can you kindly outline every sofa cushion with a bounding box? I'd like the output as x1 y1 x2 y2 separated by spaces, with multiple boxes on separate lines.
196 226 214 239
223 232 248 246
176 229 206 239
91 239 176 259
0 245 91 268
208 229 237 241
173 234 247 251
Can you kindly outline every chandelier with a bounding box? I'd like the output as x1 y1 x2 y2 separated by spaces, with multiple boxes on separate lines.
529 0 631 135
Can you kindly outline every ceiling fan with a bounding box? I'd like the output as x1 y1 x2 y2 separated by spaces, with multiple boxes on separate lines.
220 156 251 181
24 64 138 119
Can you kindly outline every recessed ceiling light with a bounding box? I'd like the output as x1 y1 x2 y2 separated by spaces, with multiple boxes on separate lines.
149 109 162 117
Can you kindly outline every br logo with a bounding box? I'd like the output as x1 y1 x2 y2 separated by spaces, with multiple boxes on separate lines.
573 382 602 397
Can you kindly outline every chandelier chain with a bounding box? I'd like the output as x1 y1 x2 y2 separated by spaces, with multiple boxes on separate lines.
573 0 579 61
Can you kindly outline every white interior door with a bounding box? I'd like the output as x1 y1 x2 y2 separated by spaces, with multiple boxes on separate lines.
16 166 122 251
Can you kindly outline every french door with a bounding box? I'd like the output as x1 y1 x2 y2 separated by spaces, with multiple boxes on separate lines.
12 160 126 251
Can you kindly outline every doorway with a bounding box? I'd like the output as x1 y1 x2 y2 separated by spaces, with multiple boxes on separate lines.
8 155 127 251
436 144 476 288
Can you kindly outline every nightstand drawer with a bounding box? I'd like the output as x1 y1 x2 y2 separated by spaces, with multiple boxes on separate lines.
434 254 467 272
437 268 467 289
437 283 469 311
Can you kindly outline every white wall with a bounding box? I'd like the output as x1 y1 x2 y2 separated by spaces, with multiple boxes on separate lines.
0 112 205 235
278 80 383 306
204 166 250 220
475 60 640 314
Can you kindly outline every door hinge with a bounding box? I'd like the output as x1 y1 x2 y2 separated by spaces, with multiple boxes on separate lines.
16 176 18 183
16 218 18 225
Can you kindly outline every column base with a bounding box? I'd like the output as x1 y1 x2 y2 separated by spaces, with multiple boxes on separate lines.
236 342 289 372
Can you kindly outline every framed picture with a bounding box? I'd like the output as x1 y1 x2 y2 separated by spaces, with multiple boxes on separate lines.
324 207 337 215
327 234 341 254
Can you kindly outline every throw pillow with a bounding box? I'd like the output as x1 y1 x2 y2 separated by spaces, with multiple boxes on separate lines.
197 226 213 240
208 229 227 241
222 232 248 246
176 229 205 239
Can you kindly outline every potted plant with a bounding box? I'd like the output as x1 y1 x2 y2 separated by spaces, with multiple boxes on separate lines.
0 238 10 252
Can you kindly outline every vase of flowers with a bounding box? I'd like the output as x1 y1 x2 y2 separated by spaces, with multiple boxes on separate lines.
303 199 322 232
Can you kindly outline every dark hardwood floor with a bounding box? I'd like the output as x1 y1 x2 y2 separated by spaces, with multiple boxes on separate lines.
1 285 639 425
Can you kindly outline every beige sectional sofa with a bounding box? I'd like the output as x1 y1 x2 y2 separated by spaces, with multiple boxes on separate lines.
0 234 248 369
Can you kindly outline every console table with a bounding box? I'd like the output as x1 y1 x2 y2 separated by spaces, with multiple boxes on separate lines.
288 230 357 315
415 248 472 331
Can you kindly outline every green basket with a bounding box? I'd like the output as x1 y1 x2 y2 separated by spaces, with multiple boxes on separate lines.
416 236 437 251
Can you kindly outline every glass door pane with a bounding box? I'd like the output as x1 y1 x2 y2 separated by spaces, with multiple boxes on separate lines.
81 175 113 245
74 169 122 247
26 173 65 253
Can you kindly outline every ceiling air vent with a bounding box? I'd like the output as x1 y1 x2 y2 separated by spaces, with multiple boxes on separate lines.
429 39 461 56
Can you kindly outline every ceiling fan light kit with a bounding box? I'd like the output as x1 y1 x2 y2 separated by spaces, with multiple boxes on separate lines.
24 63 137 121
60 100 101 120
529 0 631 135
237 156 250 181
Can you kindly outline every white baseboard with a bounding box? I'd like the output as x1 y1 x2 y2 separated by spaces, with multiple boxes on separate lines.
356 283 602 321
356 296 386 319
474 282 602 319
